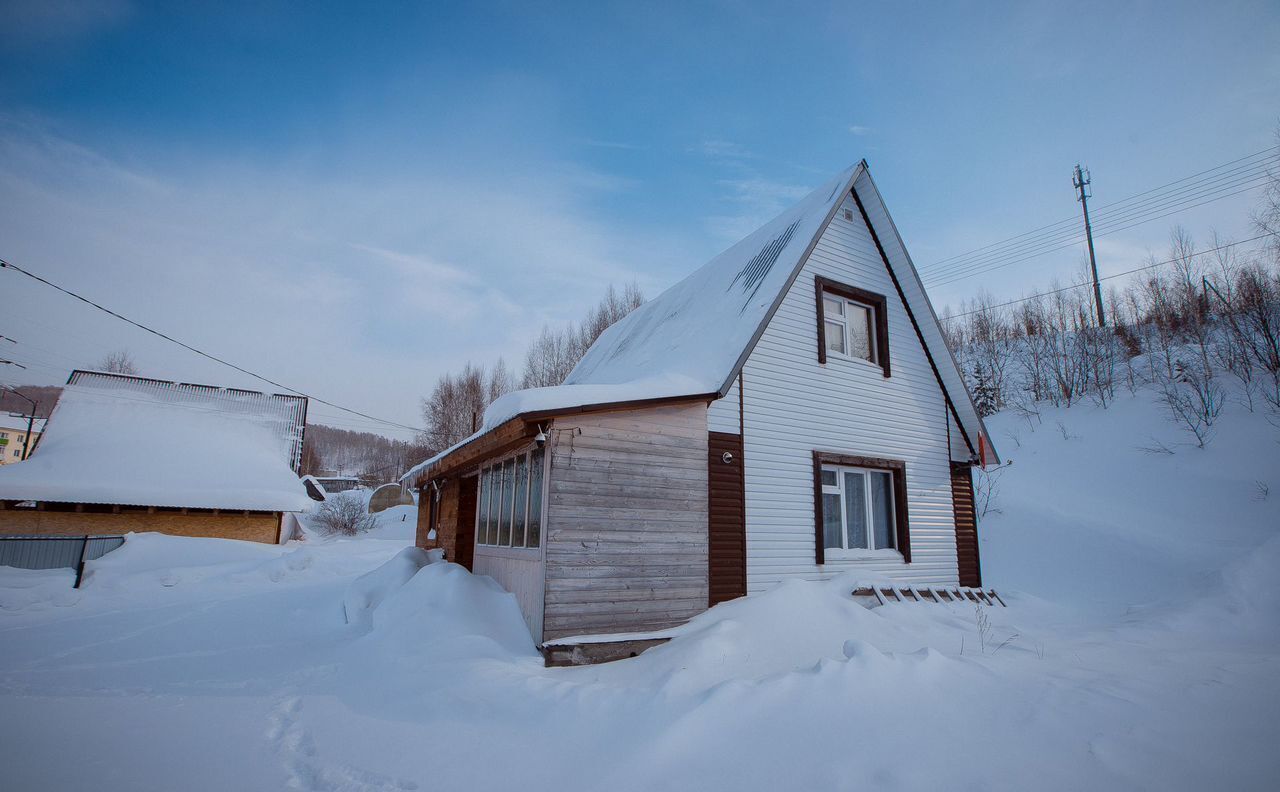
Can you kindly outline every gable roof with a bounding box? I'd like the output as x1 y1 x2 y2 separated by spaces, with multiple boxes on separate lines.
566 164 861 396
402 161 996 485
0 371 311 511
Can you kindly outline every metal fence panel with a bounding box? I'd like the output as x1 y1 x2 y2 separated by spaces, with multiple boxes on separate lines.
0 535 125 574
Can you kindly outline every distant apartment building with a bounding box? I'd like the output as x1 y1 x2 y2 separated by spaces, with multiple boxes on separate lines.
0 416 44 465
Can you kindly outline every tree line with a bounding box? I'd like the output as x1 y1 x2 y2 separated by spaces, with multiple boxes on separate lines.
415 282 644 456
942 156 1280 450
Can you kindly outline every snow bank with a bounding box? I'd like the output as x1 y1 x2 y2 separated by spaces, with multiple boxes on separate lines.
981 381 1280 616
361 562 539 664
0 567 79 611
79 532 410 593
342 546 441 627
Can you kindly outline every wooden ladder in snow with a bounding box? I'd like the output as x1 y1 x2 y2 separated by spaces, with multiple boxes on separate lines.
853 585 1006 607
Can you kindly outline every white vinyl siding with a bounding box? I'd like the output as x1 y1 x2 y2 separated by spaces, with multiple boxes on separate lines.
739 192 960 592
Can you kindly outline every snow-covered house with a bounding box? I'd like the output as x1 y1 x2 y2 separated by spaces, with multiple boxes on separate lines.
0 370 312 543
401 162 998 655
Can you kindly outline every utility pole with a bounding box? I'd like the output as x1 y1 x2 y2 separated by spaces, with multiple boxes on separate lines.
3 387 39 461
1073 164 1106 327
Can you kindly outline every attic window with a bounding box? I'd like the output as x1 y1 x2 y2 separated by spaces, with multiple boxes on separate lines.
815 276 890 377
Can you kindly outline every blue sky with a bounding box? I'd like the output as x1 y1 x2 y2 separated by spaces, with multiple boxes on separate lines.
1 1 1278 436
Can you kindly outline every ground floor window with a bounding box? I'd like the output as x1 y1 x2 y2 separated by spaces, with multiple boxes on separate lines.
813 452 909 563
476 447 544 549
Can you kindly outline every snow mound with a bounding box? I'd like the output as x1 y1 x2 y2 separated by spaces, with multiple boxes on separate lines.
362 562 539 664
343 546 441 627
572 572 992 693
0 567 79 611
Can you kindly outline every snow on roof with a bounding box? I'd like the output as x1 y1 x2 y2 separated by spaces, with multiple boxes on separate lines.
65 370 307 471
401 160 997 483
566 164 860 396
0 380 312 512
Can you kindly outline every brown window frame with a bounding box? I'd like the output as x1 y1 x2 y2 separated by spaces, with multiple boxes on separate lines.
815 276 891 377
812 451 910 565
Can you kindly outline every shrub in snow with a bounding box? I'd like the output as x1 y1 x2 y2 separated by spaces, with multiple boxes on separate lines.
313 492 377 536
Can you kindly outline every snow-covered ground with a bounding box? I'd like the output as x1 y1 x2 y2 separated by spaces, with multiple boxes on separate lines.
1 384 1278 791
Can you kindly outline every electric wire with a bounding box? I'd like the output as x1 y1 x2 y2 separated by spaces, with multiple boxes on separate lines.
0 257 424 433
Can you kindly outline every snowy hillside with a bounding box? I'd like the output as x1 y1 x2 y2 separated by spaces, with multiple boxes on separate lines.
1 382 1278 791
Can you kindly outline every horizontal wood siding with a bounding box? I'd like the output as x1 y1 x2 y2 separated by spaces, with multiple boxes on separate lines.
740 192 960 592
950 463 981 587
543 403 709 640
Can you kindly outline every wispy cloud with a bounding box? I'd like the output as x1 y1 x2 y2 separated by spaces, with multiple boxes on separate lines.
848 125 873 136
576 138 647 151
0 120 682 434
695 139 755 160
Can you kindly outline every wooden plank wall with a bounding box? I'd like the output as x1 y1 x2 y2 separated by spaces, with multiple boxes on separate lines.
542 402 709 640
0 508 281 543
416 477 462 563
950 463 982 587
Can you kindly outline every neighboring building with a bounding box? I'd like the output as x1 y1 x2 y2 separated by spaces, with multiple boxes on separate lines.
401 162 997 655
311 475 363 494
0 415 45 465
0 370 311 543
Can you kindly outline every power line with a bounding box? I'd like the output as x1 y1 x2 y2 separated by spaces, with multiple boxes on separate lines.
926 178 1273 288
923 156 1277 284
944 233 1274 320
924 145 1278 272
0 257 425 434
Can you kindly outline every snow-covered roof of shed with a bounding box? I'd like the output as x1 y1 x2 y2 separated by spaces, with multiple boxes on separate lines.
0 380 311 512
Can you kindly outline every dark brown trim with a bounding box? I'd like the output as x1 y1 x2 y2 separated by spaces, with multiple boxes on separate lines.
708 431 747 606
812 452 825 565
812 451 911 563
850 188 975 457
814 276 891 377
950 462 982 587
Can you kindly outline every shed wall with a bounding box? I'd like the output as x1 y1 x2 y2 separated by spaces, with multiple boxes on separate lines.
542 402 709 641
0 507 282 543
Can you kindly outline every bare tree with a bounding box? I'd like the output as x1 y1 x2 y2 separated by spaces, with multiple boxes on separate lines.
97 349 140 375
521 324 579 389
520 282 644 388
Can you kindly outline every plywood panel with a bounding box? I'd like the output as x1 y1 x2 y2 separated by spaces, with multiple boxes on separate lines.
0 507 281 543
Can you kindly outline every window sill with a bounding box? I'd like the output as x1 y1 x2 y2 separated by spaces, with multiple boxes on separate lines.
474 544 542 561
822 549 904 563
822 352 889 377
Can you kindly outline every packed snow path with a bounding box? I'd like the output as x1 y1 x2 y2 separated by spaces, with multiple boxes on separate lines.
1 387 1278 791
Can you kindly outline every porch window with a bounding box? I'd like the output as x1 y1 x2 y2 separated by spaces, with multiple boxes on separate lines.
815 276 891 376
812 452 910 564
476 447 545 549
